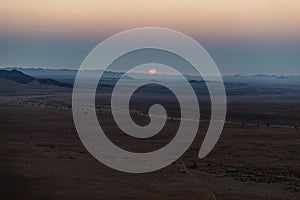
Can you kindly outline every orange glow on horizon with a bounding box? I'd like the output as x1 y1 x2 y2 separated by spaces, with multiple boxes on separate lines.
0 0 299 41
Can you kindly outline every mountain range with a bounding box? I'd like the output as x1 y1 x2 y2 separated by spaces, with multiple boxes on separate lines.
0 69 72 88
4 67 299 81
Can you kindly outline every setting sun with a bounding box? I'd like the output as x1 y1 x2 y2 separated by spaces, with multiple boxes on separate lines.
149 68 157 74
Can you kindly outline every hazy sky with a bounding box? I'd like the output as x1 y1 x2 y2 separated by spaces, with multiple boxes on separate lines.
0 0 299 75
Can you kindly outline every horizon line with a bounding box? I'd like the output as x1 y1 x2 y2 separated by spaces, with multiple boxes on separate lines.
1 66 300 77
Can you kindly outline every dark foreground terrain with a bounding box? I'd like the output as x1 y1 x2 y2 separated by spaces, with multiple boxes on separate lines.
0 91 299 200
0 69 299 199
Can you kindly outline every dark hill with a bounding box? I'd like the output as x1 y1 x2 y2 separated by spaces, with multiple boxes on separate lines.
0 69 72 88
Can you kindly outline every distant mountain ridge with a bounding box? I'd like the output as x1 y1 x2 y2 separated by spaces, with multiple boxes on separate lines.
0 69 72 88
1 68 299 96
3 67 300 80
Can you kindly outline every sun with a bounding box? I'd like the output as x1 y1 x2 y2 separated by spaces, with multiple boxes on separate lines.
149 68 157 74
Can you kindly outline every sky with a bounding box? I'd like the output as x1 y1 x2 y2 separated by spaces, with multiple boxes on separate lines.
0 0 300 75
